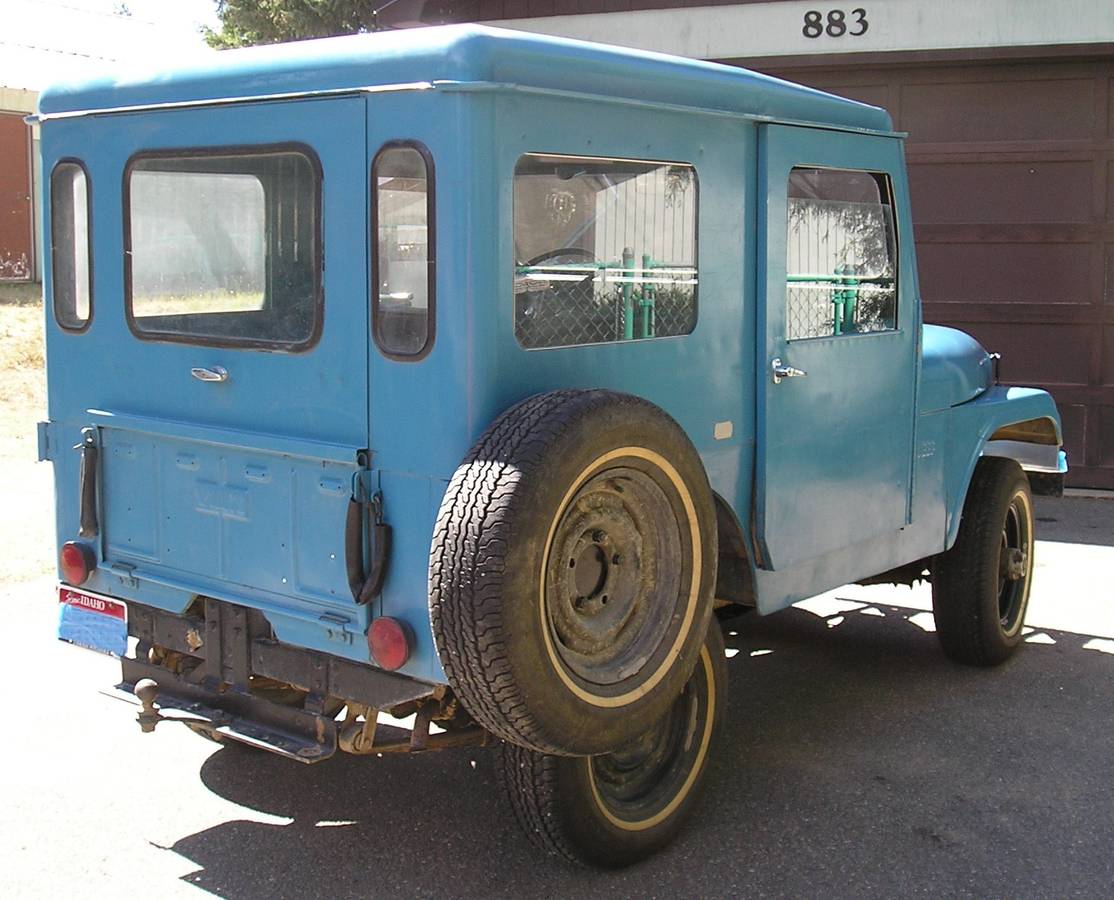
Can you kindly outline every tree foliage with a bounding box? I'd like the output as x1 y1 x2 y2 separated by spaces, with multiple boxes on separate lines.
204 1 384 49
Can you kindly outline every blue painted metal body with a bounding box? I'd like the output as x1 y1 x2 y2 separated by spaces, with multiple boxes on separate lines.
37 25 1063 684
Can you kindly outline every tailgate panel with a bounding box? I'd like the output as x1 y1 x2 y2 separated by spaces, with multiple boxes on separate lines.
102 428 358 610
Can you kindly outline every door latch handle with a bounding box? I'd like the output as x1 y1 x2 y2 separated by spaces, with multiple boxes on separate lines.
771 358 807 384
76 427 99 539
191 366 229 383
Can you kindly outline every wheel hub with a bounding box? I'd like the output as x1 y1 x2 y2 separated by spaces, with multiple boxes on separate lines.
1003 547 1027 582
571 531 617 615
546 466 683 686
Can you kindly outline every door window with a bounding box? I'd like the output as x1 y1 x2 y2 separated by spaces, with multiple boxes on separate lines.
785 167 897 340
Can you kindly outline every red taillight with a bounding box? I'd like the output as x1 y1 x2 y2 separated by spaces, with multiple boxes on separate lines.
368 617 411 671
60 541 96 586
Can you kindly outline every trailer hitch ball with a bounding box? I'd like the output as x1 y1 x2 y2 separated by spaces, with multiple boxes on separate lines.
134 678 162 733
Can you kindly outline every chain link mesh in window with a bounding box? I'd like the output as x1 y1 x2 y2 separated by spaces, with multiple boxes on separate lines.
786 282 897 341
515 272 696 349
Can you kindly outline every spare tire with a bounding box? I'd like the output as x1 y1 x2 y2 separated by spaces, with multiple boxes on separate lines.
429 390 717 756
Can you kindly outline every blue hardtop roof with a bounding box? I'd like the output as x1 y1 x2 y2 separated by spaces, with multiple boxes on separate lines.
37 24 892 133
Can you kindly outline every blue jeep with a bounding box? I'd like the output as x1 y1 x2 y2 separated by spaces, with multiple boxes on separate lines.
37 25 1065 866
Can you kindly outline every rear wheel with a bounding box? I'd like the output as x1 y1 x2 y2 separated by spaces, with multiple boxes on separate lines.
500 623 726 868
932 457 1035 666
430 390 717 756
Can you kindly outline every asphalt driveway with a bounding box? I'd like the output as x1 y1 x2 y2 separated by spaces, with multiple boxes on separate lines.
3 496 1111 898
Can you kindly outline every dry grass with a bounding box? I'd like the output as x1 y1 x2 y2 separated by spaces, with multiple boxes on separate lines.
0 288 46 404
0 281 46 424
0 282 52 583
0 281 41 304
135 290 264 315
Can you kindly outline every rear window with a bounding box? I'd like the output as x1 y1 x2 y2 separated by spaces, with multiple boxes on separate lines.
372 143 435 359
125 146 321 350
513 153 698 349
51 161 92 331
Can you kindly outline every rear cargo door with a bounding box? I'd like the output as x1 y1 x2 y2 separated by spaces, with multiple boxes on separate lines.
85 97 368 619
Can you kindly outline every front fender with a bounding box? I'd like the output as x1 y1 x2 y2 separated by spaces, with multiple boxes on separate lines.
943 386 1065 549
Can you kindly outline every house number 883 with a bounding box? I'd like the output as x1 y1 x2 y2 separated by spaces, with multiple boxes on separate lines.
803 9 869 38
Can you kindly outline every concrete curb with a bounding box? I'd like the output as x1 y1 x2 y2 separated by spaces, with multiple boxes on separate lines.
1062 488 1114 501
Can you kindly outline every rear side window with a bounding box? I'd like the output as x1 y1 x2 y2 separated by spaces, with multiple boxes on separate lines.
51 161 92 331
372 143 435 359
785 167 897 340
513 153 698 350
125 146 321 350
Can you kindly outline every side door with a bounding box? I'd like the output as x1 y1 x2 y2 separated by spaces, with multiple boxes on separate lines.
756 124 916 570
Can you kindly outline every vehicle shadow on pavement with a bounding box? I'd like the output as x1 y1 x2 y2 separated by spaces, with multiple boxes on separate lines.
173 604 1114 899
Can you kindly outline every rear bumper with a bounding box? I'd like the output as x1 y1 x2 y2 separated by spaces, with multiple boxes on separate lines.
113 660 339 762
120 597 439 762
1027 469 1066 498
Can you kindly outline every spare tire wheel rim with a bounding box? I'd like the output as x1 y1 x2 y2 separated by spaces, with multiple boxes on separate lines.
540 447 702 707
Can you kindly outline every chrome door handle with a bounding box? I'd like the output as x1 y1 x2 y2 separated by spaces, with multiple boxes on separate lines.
191 366 229 383
771 358 807 384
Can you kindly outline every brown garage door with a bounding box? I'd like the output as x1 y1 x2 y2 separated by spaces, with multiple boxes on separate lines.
0 112 33 282
763 56 1114 490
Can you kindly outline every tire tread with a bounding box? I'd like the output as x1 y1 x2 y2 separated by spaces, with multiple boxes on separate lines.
499 743 582 865
430 391 599 753
933 457 1030 666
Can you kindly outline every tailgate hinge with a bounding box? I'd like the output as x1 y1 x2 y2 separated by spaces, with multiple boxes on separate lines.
37 421 51 462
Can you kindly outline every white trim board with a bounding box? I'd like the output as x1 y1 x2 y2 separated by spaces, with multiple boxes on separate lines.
493 0 1114 61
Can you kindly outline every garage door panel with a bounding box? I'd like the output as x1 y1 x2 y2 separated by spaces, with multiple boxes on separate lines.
1109 78 1114 137
918 242 1092 303
815 84 890 110
923 302 1103 326
902 79 1095 143
956 322 1092 385
1056 404 1089 466
1107 246 1114 302
908 160 1093 224
1100 408 1114 466
1107 162 1114 221
1104 327 1114 384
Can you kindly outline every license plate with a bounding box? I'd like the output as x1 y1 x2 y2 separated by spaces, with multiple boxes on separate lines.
58 586 127 657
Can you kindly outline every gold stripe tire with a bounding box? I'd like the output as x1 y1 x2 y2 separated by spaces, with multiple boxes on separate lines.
499 622 727 868
429 390 718 756
932 457 1035 666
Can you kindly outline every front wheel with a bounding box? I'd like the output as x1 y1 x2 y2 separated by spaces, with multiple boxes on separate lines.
932 457 1035 666
499 623 726 868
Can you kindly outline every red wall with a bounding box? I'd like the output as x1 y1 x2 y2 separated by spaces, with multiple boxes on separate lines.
0 112 33 281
